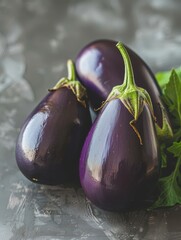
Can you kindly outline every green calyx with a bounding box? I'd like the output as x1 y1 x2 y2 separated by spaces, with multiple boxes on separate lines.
49 60 87 107
99 42 156 145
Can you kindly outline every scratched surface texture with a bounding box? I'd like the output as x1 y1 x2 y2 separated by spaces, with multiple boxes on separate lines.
0 0 181 239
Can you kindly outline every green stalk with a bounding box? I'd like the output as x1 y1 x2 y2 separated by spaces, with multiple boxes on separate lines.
67 59 76 82
116 42 136 88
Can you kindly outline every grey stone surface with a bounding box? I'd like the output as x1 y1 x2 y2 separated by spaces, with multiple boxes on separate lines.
0 0 181 239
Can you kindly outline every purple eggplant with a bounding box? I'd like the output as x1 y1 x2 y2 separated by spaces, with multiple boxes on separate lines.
16 60 91 185
79 43 160 211
76 39 172 139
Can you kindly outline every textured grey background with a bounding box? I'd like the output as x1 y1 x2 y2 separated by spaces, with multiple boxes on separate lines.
0 0 181 239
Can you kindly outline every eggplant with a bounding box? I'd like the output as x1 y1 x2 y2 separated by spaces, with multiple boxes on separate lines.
16 60 91 185
79 43 160 211
76 39 172 139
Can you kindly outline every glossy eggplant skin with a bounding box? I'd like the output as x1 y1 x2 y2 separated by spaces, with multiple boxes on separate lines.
76 40 164 127
80 99 160 211
16 88 91 185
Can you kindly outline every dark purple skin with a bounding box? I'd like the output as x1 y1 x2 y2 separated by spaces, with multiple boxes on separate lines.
76 39 166 127
80 99 160 211
16 87 91 185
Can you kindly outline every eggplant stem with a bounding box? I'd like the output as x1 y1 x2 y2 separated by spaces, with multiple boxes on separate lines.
116 42 136 88
96 42 158 145
48 60 87 107
67 59 76 81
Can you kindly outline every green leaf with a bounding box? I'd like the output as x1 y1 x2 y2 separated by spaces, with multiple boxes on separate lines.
150 142 181 209
168 141 181 158
156 67 181 139
160 143 167 168
151 172 181 209
156 67 181 91
156 71 171 90
174 67 181 80
163 69 181 126
151 68 181 209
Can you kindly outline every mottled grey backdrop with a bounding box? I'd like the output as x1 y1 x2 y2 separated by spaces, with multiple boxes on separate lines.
0 0 181 239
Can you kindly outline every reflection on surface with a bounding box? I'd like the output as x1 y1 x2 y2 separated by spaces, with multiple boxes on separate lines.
78 48 106 94
87 102 120 183
21 112 49 162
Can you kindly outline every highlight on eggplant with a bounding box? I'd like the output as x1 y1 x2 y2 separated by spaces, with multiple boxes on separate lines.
75 39 172 140
16 60 92 185
79 43 160 211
